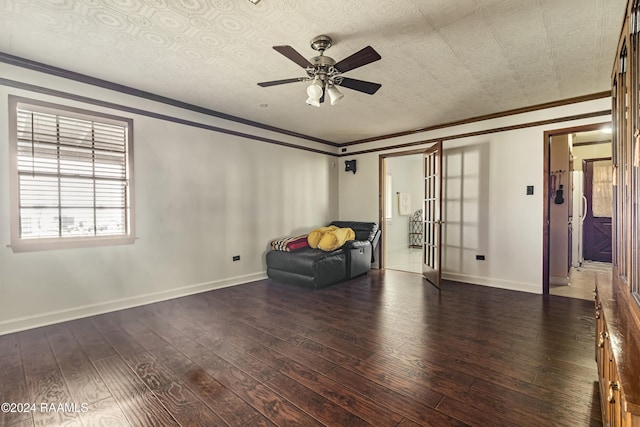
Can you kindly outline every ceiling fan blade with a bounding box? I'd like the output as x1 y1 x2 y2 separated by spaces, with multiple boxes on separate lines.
257 77 305 87
338 77 381 95
334 46 381 73
273 45 313 68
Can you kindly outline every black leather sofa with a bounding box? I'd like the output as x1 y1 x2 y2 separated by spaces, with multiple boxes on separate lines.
266 221 380 289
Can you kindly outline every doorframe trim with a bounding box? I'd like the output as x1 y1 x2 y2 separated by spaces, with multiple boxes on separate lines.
542 122 611 295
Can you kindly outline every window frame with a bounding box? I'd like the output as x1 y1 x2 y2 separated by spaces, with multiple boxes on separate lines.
8 96 135 252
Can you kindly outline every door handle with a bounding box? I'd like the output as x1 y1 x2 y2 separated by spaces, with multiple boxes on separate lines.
581 195 587 222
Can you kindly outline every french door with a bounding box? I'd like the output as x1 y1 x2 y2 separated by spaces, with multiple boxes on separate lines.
423 142 443 288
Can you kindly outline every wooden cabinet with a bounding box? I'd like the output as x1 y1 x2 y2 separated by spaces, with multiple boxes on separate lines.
604 1 640 426
595 273 640 427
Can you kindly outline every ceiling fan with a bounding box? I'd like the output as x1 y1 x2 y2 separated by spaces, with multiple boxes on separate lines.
257 35 382 107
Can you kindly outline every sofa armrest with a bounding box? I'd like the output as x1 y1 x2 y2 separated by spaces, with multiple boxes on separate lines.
343 239 370 250
343 240 372 278
344 232 379 263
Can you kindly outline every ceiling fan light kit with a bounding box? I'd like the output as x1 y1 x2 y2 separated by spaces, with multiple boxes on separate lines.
258 35 382 107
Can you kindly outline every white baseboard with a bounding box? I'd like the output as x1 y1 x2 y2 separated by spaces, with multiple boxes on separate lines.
0 272 267 336
442 272 541 294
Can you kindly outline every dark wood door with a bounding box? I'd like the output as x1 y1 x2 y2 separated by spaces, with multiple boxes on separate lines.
583 159 612 262
422 142 443 288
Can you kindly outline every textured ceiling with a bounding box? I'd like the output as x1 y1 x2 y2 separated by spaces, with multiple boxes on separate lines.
0 0 627 144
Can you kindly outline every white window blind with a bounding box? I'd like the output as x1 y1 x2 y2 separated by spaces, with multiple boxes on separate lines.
11 98 134 250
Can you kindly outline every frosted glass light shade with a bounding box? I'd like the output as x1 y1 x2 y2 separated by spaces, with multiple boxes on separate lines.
306 77 323 107
326 85 343 105
306 83 323 98
305 96 321 107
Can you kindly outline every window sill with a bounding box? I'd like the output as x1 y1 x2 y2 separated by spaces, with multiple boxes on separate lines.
9 235 136 253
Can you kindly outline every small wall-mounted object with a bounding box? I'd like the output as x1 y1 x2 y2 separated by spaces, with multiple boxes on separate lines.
345 159 357 174
527 185 534 195
554 184 565 204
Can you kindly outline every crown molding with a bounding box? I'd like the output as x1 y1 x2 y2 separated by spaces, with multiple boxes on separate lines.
341 91 611 146
338 110 611 157
0 77 337 158
0 51 611 152
0 51 338 148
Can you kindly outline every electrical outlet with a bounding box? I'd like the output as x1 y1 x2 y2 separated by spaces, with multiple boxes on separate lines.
476 255 485 260
232 255 240 261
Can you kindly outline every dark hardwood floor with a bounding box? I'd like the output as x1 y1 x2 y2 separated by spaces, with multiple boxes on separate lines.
0 269 601 426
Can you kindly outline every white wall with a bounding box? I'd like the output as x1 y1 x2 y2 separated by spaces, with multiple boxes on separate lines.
0 63 339 334
339 98 612 294
573 143 612 170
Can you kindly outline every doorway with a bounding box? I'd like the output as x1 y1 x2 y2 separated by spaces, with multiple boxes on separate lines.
379 145 444 289
543 123 613 299
582 158 613 263
380 151 424 274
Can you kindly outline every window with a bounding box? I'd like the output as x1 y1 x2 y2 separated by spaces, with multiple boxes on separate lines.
9 96 134 252
592 159 614 218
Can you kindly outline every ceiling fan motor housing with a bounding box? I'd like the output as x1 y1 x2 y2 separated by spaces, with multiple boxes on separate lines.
310 35 332 52
307 36 336 82
309 35 336 76
310 55 336 67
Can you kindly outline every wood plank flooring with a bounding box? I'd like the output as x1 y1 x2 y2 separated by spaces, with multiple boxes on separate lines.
0 269 601 426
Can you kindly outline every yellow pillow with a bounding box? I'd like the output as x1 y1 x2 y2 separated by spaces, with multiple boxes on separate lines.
307 225 337 248
318 227 355 252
